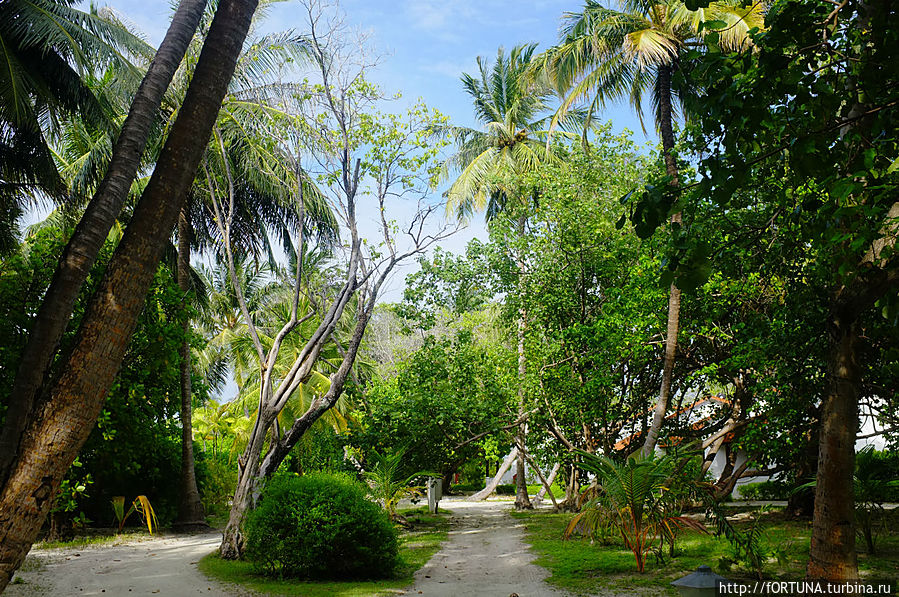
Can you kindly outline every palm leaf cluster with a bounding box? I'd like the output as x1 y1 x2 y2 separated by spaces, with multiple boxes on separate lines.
438 44 563 221
533 0 765 132
0 0 151 252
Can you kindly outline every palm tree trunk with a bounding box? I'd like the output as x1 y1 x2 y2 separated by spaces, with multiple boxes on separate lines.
174 207 206 530
807 314 860 580
470 448 518 501
641 63 681 458
515 214 532 510
0 1 257 590
0 0 209 490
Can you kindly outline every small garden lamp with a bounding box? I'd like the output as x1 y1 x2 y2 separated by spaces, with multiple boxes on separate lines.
671 565 728 597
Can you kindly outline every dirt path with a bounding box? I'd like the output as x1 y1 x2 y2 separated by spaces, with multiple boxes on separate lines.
406 499 570 597
5 532 251 597
6 501 567 597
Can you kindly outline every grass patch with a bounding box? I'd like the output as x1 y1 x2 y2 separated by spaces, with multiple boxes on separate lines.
526 483 565 499
512 508 899 596
199 506 451 596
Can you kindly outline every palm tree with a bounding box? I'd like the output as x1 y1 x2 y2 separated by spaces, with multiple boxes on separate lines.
439 44 579 509
533 0 763 457
0 0 206 496
168 3 328 528
0 0 259 590
0 0 149 217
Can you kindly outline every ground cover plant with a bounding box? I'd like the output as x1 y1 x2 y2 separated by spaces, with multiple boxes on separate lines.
200 506 451 596
513 508 899 595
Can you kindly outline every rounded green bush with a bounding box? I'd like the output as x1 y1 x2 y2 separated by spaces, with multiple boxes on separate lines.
243 472 400 579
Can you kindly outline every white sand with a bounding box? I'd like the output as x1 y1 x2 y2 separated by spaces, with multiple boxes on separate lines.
5 531 250 596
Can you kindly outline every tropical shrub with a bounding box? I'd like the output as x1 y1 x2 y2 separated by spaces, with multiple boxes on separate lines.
243 473 400 579
363 449 430 519
495 484 516 495
564 452 707 572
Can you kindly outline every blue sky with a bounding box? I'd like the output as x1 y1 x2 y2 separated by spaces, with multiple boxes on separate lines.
102 0 652 147
85 0 656 299
99 0 654 240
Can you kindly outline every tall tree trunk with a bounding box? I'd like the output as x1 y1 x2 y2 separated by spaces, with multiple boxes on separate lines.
807 314 860 580
174 208 206 530
515 214 532 509
641 63 682 457
0 1 257 590
0 0 208 489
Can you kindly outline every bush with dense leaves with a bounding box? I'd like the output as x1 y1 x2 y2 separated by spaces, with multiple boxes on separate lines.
243 473 400 579
737 480 794 501
495 483 515 495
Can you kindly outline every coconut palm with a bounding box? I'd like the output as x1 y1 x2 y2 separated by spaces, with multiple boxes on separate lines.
0 0 206 511
441 44 579 221
0 0 149 218
440 44 587 510
533 0 764 456
0 0 259 589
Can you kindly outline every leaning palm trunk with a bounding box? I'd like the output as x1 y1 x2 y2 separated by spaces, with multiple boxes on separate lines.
174 208 206 529
0 0 209 489
0 1 257 590
532 463 561 506
641 64 681 458
470 448 518 501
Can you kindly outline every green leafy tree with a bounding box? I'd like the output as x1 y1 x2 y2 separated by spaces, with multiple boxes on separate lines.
661 0 899 579
534 0 764 458
356 332 513 489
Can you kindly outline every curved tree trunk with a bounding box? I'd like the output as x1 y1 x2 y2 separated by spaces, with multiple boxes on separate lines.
641 63 682 458
174 208 206 530
219 302 375 558
532 462 560 506
0 0 209 490
0 1 257 590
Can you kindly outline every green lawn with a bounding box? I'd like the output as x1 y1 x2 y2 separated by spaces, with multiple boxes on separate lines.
512 508 899 596
198 507 451 596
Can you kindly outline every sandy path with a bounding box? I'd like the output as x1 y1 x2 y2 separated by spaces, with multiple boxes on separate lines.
5 532 251 597
406 499 570 597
